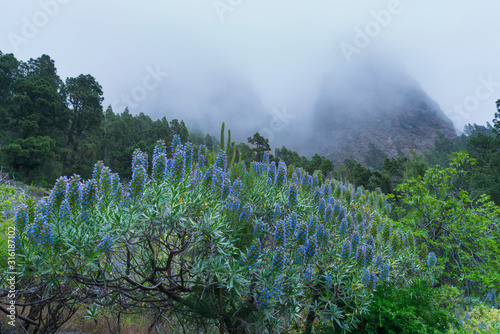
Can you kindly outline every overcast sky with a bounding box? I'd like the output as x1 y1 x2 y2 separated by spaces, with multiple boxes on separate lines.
1 0 500 134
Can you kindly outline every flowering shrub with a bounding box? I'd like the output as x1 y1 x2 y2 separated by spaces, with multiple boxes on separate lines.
3 138 426 333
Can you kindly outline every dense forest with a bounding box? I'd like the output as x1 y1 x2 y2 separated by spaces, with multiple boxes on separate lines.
1 51 500 333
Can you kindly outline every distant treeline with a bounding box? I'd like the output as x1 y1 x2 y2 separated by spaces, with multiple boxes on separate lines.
1 51 499 204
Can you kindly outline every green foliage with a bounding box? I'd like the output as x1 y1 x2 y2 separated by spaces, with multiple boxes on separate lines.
361 280 450 334
395 151 500 293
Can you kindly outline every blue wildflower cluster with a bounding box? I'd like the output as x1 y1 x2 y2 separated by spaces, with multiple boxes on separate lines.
48 176 67 211
239 203 252 224
303 266 314 284
14 205 29 233
295 245 307 265
222 196 241 215
295 221 307 246
339 218 349 237
375 254 384 267
351 231 360 249
324 204 333 222
210 166 223 193
152 140 168 182
267 162 276 186
271 246 286 274
308 215 318 236
262 151 270 166
302 174 311 190
361 269 378 291
288 183 299 207
65 174 81 208
59 199 72 222
253 219 264 237
166 158 174 176
337 205 346 221
96 234 113 253
27 198 52 245
220 176 231 200
291 171 299 185
231 178 242 197
380 263 390 280
323 183 331 200
215 149 227 171
340 240 351 261
312 187 320 207
325 275 333 290
275 162 287 188
316 224 330 247
274 220 287 247
256 287 270 311
110 173 122 202
198 144 207 167
81 179 98 210
246 238 261 268
274 205 281 219
270 277 284 300
92 161 104 180
355 244 374 266
172 148 186 182
171 134 181 154
130 164 147 199
305 237 317 262
312 173 319 189
99 166 112 197
132 149 148 173
318 198 326 218
427 252 437 267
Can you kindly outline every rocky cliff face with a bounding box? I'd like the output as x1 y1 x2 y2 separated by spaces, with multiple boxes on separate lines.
309 58 456 166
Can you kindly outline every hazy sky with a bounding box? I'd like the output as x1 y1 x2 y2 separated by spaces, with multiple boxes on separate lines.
2 0 500 134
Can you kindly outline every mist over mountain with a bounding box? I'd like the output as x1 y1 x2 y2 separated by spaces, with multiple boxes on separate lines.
305 56 456 165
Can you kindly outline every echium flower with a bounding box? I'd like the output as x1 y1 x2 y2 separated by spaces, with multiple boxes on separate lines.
288 183 299 207
275 162 287 188
333 201 341 218
337 205 346 221
340 240 351 261
48 176 68 211
231 178 242 197
270 277 284 300
246 238 261 268
312 173 319 189
295 167 301 182
239 203 252 224
380 263 390 280
201 165 214 189
427 252 437 267
96 234 113 253
313 187 321 206
366 235 375 248
325 275 333 290
59 199 72 222
220 176 231 200
318 198 326 217
262 151 270 166
382 223 392 243
153 139 167 156
253 219 264 236
166 158 174 177
301 173 310 190
308 215 318 237
305 237 317 262
324 204 334 222
295 245 307 265
110 173 122 202
198 144 207 167
316 223 326 247
339 218 349 237
271 246 286 274
303 266 314 284
222 196 241 215
171 134 181 155
129 165 147 199
215 149 227 171
363 244 374 265
355 245 365 265
351 230 360 249
99 166 112 196
132 148 148 172
295 221 308 246
92 161 104 181
211 166 223 193
358 220 365 234
291 171 299 185
323 183 331 200
81 179 98 210
354 187 363 201
361 269 378 291
267 162 276 186
65 175 82 208
172 147 186 182
14 205 29 235
257 287 270 311
274 220 287 247
152 148 167 183
274 205 282 219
